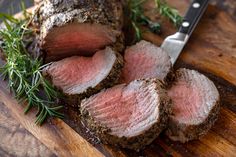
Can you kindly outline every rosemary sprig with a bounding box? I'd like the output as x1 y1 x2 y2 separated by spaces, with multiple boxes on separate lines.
155 0 183 27
0 13 63 125
128 0 161 41
128 0 182 41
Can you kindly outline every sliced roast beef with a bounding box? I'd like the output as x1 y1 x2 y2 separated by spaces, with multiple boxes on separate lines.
166 68 220 143
121 40 172 84
38 0 124 62
43 47 123 107
81 79 171 150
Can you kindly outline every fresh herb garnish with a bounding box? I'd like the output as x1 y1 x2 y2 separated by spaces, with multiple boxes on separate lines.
0 13 63 125
128 0 182 41
128 0 161 41
155 0 183 27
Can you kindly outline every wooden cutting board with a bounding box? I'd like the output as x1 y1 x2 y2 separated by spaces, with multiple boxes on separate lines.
0 0 236 156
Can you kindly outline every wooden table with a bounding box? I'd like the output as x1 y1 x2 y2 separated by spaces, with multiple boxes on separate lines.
0 0 236 157
0 1 53 156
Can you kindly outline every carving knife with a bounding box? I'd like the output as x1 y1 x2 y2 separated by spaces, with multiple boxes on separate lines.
161 0 210 64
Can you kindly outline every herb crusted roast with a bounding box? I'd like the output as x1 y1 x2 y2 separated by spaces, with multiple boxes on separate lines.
38 0 124 62
166 68 220 142
81 79 171 150
43 47 123 107
121 40 172 84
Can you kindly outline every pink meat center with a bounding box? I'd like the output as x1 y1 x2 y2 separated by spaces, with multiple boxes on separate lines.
82 81 160 138
46 48 115 94
121 41 171 83
124 52 157 81
44 23 117 58
168 81 203 124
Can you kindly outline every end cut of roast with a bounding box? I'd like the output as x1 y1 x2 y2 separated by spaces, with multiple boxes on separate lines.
43 47 123 107
81 79 171 150
166 68 220 143
38 0 124 62
121 40 172 84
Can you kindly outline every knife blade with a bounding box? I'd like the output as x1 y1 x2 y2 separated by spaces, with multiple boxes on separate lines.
161 0 210 64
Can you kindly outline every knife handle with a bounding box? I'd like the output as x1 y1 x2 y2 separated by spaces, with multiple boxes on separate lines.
179 0 210 36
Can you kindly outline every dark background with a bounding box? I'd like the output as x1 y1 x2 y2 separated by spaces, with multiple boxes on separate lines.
0 0 235 20
0 0 33 14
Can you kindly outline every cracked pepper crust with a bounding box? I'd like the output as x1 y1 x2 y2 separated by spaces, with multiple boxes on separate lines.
43 51 124 107
36 0 124 54
166 68 221 143
80 79 172 150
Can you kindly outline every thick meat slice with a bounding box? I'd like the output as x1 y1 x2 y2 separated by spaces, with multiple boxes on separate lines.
81 79 171 150
38 0 123 62
43 47 123 107
166 68 220 143
121 40 172 84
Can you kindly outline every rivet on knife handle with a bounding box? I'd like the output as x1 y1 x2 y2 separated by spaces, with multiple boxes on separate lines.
161 0 210 65
179 0 210 36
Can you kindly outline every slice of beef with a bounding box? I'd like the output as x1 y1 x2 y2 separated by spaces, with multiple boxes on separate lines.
38 0 124 62
43 47 123 107
81 79 171 150
166 68 220 143
121 40 172 84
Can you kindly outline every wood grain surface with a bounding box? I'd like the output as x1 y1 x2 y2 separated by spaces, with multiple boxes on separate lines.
0 0 236 157
0 81 105 157
0 102 55 157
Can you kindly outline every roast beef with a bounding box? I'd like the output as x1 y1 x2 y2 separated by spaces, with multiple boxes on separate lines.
121 40 172 84
43 47 123 107
166 68 220 143
38 0 124 62
81 79 171 150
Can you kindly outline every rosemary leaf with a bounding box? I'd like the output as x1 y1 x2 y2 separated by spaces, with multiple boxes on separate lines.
128 0 161 42
0 13 63 125
128 0 182 42
131 21 142 41
155 0 183 27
